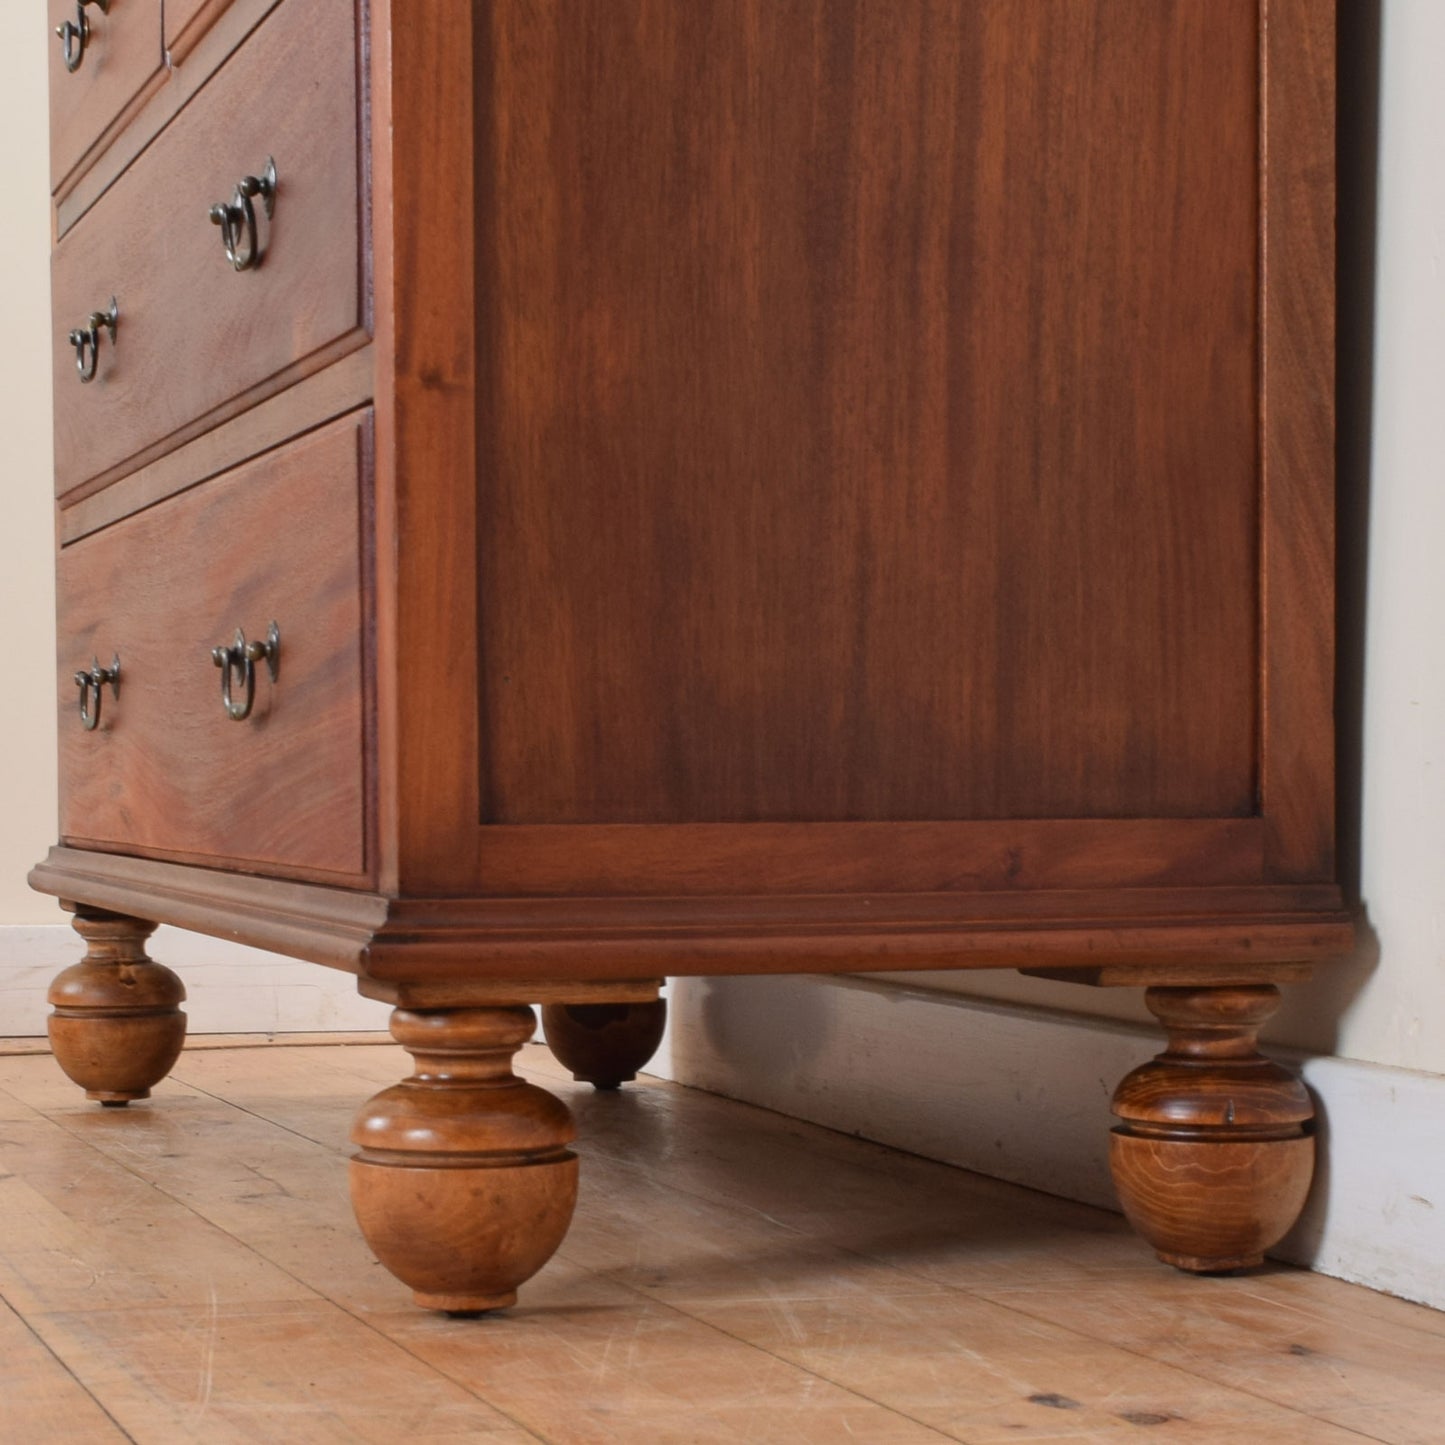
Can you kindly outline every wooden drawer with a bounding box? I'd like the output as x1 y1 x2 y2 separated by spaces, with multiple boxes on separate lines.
52 0 364 496
165 0 235 63
48 0 164 192
56 413 370 882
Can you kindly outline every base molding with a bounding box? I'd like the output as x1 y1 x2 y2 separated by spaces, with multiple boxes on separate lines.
655 973 1445 1312
29 846 1352 981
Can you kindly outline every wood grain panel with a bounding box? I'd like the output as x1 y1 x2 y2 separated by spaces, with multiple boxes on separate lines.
52 0 363 492
370 0 482 894
1259 0 1338 881
473 0 1262 825
467 818 1266 898
58 345 375 543
56 413 371 880
48 0 163 193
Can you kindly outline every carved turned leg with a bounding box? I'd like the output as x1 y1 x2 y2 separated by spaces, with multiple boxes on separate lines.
48 910 187 1106
350 1007 578 1313
541 999 667 1090
1110 985 1313 1273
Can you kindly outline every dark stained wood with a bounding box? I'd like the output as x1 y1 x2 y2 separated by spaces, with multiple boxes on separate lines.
51 0 364 493
47 909 186 1104
48 0 164 194
541 1000 668 1089
361 920 1351 983
33 847 390 970
473 0 1261 827
57 0 287 235
350 1007 578 1312
467 817 1267 897
1259 0 1338 881
1023 961 1312 988
1110 985 1315 1272
163 0 234 62
56 414 371 881
363 979 661 1008
369 0 482 895
32 0 1347 1316
59 345 374 543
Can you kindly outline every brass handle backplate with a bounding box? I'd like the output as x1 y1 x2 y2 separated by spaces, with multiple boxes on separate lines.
68 297 118 384
74 654 120 732
56 0 110 74
209 158 278 271
211 622 280 721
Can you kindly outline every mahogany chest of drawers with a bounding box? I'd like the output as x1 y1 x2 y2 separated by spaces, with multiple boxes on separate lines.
34 0 1351 1312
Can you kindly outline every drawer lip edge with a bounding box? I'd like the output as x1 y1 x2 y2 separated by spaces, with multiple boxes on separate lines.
59 350 375 545
56 330 373 505
31 846 386 974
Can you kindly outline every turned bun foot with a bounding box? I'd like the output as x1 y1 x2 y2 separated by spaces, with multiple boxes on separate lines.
48 911 186 1105
1111 985 1313 1273
350 1007 578 1313
541 999 667 1089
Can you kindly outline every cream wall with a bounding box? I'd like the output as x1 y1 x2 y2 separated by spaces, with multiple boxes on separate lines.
0 12 60 926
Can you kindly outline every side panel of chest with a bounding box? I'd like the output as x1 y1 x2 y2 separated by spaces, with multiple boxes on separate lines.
471 0 1262 829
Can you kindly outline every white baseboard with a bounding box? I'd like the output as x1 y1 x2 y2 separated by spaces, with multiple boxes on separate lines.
0 923 390 1037
653 973 1445 1313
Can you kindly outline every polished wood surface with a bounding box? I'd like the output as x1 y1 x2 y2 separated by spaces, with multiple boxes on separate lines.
1110 985 1315 1272
3 1038 1439 1443
467 816 1269 897
57 414 370 882
350 1008 578 1312
31 0 1347 1312
51 0 364 493
31 847 1354 982
163 0 234 61
46 910 185 1104
47 0 163 193
59 344 375 544
474 0 1260 827
370 0 481 897
1260 0 1339 881
349 0 1342 926
57 0 287 236
542 999 668 1090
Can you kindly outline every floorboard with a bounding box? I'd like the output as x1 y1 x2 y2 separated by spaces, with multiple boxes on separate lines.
0 1038 1438 1444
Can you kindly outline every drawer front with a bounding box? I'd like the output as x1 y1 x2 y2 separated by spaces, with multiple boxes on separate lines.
52 0 363 495
49 0 164 192
57 413 370 881
165 0 235 62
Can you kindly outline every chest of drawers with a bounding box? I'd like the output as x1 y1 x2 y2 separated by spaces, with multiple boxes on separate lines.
33 0 1351 1312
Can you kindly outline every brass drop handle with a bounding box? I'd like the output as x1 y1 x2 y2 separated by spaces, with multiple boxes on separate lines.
211 623 280 722
209 158 278 271
56 0 110 74
74 654 120 732
68 297 118 384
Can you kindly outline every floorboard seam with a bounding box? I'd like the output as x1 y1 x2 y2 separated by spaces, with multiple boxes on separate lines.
1 1294 140 1443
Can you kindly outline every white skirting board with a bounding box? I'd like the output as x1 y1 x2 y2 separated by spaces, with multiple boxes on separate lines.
652 973 1445 1314
0 923 390 1037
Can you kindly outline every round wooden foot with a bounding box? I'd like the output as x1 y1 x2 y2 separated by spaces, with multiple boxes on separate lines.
540 999 667 1089
1110 986 1313 1274
48 911 186 1105
350 1007 578 1313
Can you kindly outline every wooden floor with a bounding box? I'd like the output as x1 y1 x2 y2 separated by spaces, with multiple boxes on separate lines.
0 1038 1440 1444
